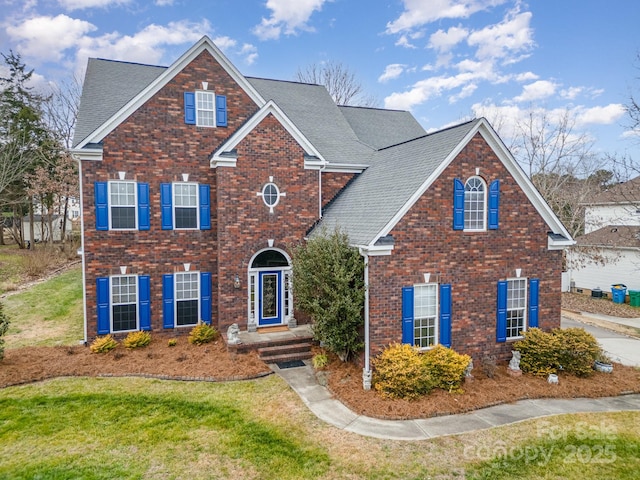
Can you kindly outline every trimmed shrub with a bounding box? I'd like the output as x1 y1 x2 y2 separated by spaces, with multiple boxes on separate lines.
167 338 178 347
188 323 218 345
122 331 151 349
515 327 601 377
0 302 9 361
553 327 600 377
422 345 471 393
513 328 560 376
373 343 433 399
90 335 118 353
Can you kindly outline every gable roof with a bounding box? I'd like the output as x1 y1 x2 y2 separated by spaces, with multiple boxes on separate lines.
589 176 640 205
72 36 265 150
576 225 640 250
316 118 574 248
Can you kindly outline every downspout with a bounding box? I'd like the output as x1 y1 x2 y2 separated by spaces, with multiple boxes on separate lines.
359 248 372 390
73 154 88 345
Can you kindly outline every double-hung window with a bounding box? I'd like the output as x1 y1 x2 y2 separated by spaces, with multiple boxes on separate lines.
464 177 486 231
496 277 539 342
109 181 136 229
184 91 227 127
196 91 215 127
413 284 439 348
95 274 151 335
175 272 199 326
94 181 150 231
160 182 210 230
111 275 138 332
402 283 452 348
174 183 198 229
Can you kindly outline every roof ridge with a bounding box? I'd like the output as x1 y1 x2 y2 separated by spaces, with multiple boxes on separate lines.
91 57 168 69
376 118 478 152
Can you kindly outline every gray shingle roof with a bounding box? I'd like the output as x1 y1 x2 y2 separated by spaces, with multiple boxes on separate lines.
338 105 426 149
247 78 375 165
72 58 166 147
316 120 480 245
575 225 640 249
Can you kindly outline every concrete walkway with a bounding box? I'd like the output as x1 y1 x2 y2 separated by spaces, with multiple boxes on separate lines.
272 363 640 441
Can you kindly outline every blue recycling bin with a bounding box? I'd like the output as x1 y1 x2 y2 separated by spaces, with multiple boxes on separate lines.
611 284 627 304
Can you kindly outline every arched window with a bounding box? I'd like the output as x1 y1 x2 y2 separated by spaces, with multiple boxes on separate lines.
464 176 486 231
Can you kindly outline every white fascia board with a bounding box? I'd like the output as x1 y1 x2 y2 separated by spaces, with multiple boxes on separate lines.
358 243 394 256
548 236 576 250
210 100 327 169
75 36 265 150
70 148 104 161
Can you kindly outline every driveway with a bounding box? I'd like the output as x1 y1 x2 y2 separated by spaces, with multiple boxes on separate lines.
561 315 640 367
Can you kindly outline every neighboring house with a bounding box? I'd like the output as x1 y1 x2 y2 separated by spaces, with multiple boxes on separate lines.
22 215 72 243
567 177 640 293
71 37 573 383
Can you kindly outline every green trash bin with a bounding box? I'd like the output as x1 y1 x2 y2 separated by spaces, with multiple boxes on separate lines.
629 290 640 307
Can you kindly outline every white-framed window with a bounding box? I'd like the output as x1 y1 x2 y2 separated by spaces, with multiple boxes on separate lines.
506 277 527 339
173 183 199 229
414 283 439 348
464 176 486 231
175 271 200 327
196 90 215 127
109 181 137 229
111 275 138 332
262 183 280 208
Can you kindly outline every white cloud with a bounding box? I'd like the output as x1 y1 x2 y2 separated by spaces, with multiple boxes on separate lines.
513 80 558 103
449 83 477 103
58 0 132 10
467 10 534 62
74 20 210 67
428 25 468 53
378 64 406 83
253 0 327 40
514 71 538 82
386 0 508 34
155 0 174 5
5 14 96 62
384 72 478 110
575 104 626 127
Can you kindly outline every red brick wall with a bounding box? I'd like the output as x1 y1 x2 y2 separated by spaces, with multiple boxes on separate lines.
321 171 357 208
367 132 562 362
215 113 319 332
81 51 260 336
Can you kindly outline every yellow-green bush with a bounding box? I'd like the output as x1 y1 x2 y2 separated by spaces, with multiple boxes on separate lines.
312 353 329 369
167 338 177 347
422 345 471 393
122 330 151 349
514 327 600 377
513 328 560 376
373 343 433 399
553 327 600 377
90 335 118 353
188 323 218 345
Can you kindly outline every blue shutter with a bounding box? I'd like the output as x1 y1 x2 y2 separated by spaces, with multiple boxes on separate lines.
529 278 539 328
96 277 110 334
488 179 500 230
160 183 173 230
94 182 108 231
439 284 452 347
216 94 227 127
401 286 414 345
162 274 174 329
200 272 212 325
184 92 196 125
137 182 150 231
453 178 464 230
199 184 211 230
139 275 151 331
496 280 508 342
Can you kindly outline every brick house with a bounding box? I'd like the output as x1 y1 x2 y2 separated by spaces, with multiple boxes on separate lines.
71 37 573 385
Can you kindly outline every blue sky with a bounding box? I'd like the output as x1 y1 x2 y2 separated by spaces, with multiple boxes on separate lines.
1 0 639 163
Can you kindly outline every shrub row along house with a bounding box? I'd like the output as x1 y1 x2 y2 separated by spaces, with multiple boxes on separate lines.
71 37 574 386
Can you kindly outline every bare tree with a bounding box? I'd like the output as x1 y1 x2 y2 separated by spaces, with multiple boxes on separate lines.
295 61 378 107
42 75 82 149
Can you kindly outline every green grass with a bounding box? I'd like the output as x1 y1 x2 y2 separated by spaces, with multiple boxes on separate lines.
3 266 83 348
2 378 640 480
0 244 25 294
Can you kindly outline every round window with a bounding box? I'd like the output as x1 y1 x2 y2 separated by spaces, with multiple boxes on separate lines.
262 183 280 208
